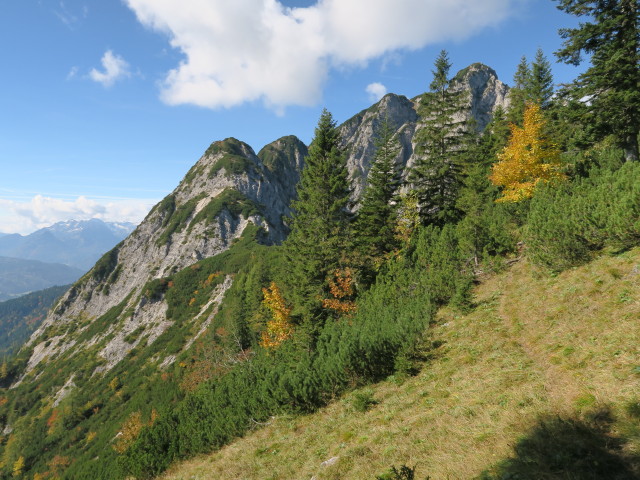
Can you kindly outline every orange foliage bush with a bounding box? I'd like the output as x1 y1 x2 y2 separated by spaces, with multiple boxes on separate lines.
322 268 357 316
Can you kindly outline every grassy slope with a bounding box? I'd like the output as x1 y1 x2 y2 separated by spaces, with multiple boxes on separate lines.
160 249 640 480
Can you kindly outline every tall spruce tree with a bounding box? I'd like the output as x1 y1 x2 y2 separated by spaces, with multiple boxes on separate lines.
555 0 640 162
283 109 353 326
530 48 554 109
410 50 470 226
508 56 532 125
354 115 402 283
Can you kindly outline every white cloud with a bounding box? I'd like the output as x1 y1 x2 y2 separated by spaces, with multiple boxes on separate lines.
89 50 131 87
124 0 516 110
366 82 387 102
0 195 156 234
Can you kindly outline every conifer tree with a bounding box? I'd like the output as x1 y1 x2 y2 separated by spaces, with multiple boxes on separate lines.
555 0 640 162
530 48 554 109
283 109 353 326
508 56 532 125
410 50 470 226
457 107 514 266
355 115 402 281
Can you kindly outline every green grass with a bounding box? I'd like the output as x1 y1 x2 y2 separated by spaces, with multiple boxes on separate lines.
160 248 640 480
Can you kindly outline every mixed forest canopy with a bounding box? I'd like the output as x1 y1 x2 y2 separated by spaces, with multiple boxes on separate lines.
0 1 638 479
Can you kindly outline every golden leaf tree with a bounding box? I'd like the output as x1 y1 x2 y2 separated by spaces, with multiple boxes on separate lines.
260 282 294 349
490 102 565 202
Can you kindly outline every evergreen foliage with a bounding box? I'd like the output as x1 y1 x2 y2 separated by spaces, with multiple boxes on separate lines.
283 109 353 326
526 155 640 270
508 56 532 125
355 114 402 284
120 248 441 478
456 118 516 268
508 50 554 124
555 0 640 161
410 50 471 226
530 48 555 109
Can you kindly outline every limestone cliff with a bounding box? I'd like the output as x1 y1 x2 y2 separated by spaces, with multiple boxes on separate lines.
339 63 509 199
21 136 306 377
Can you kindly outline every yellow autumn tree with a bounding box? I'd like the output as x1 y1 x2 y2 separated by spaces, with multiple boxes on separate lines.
490 102 565 202
394 191 420 250
260 282 294 349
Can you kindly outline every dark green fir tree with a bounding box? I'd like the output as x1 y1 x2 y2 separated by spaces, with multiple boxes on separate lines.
354 114 402 284
555 0 640 162
530 48 554 109
283 108 353 327
410 49 471 227
507 56 532 125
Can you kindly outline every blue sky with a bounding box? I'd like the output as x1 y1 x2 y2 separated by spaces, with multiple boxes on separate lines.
0 0 585 234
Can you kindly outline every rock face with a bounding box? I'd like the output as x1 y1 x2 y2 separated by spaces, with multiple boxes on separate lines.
338 63 509 200
450 62 510 131
339 94 419 200
22 136 306 376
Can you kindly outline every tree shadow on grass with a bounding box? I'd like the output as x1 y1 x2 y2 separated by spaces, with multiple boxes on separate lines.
478 408 640 480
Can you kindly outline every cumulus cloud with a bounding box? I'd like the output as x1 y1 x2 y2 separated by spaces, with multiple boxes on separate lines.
124 0 516 110
366 82 387 102
89 50 131 87
0 195 156 234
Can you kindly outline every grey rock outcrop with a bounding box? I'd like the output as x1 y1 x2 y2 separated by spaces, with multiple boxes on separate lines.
339 94 418 200
338 63 509 200
450 62 510 132
23 136 306 375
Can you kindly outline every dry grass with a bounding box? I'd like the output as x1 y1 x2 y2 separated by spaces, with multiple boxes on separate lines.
160 249 640 480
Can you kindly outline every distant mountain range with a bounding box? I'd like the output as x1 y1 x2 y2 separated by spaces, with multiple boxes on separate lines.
0 219 136 271
0 257 82 302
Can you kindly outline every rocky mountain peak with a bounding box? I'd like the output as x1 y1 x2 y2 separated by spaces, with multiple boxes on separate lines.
450 62 510 131
20 135 306 378
339 93 419 199
338 64 510 200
